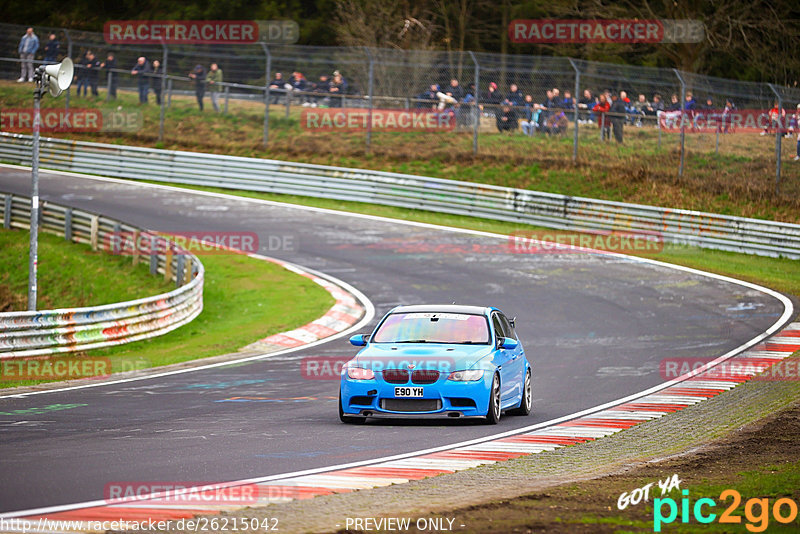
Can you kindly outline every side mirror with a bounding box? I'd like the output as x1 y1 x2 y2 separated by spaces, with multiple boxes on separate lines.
349 334 370 347
498 337 518 350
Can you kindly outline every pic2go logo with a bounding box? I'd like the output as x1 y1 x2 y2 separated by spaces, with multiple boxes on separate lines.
653 489 799 532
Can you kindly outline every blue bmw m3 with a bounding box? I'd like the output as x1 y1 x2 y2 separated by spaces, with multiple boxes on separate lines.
339 304 532 424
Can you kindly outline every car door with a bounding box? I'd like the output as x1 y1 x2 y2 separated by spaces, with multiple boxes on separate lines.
491 312 517 405
498 312 525 403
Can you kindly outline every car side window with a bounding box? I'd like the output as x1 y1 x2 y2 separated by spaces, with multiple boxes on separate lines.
491 314 506 342
498 314 517 340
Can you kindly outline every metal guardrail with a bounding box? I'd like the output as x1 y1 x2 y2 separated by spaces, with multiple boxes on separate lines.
0 191 204 358
1 132 798 259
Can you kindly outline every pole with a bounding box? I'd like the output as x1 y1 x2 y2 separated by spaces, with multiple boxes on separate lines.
568 58 580 163
260 43 271 146
468 51 480 155
28 75 45 310
64 30 71 111
365 47 374 152
158 43 167 142
673 69 686 177
768 83 782 194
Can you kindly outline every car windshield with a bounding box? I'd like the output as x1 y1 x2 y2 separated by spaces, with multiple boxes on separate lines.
372 312 490 344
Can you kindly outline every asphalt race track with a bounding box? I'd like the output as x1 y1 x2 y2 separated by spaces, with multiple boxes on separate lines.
0 166 789 514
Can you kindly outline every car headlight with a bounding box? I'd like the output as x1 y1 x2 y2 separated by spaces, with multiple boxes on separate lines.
347 367 375 380
447 369 484 381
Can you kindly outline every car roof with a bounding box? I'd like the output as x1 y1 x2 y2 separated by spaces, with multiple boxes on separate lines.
390 304 493 315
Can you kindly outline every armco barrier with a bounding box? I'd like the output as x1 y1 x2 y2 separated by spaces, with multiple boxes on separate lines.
1 132 799 259
0 192 204 358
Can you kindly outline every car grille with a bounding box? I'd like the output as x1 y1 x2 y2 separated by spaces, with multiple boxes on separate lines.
411 370 440 384
381 399 442 412
382 369 409 384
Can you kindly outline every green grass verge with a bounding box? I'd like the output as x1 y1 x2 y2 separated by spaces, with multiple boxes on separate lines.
0 228 173 311
139 181 800 297
0 228 334 388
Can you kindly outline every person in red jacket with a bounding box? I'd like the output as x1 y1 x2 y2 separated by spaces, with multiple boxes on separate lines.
593 94 611 140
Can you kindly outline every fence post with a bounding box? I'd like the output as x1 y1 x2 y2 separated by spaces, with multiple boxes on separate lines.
260 42 271 146
568 58 580 163
468 51 480 155
365 47 374 152
64 29 72 111
159 43 168 143
106 70 112 103
224 84 230 113
167 78 173 108
3 194 11 229
175 254 185 287
64 207 72 241
149 235 158 275
673 69 686 177
768 83 783 194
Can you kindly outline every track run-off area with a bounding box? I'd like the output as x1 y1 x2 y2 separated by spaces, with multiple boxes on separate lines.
0 164 793 518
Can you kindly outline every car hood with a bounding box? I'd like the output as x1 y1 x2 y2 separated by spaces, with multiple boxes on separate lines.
353 343 494 373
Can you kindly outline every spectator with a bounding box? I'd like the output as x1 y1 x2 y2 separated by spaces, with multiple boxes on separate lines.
188 64 206 111
447 78 464 101
151 60 163 105
683 91 697 127
311 74 331 107
74 51 89 97
43 33 59 64
592 94 611 139
545 111 569 136
328 72 347 107
702 97 714 111
131 56 152 104
268 72 287 104
667 93 681 111
646 94 664 117
506 83 524 106
483 82 502 115
632 94 650 126
561 90 575 113
417 84 439 109
609 92 626 143
207 63 223 112
537 89 558 132
100 52 117 99
85 51 100 97
619 90 635 123
464 83 476 102
17 27 39 82
761 100 784 136
496 99 517 132
578 89 596 124
520 94 538 136
721 99 736 134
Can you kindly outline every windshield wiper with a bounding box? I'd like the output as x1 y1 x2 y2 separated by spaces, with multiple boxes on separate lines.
394 339 428 343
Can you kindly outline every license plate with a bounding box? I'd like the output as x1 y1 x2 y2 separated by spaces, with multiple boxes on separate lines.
394 387 423 397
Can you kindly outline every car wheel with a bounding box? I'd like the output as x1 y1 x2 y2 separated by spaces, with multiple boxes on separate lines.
484 373 501 425
508 369 532 416
339 391 366 424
